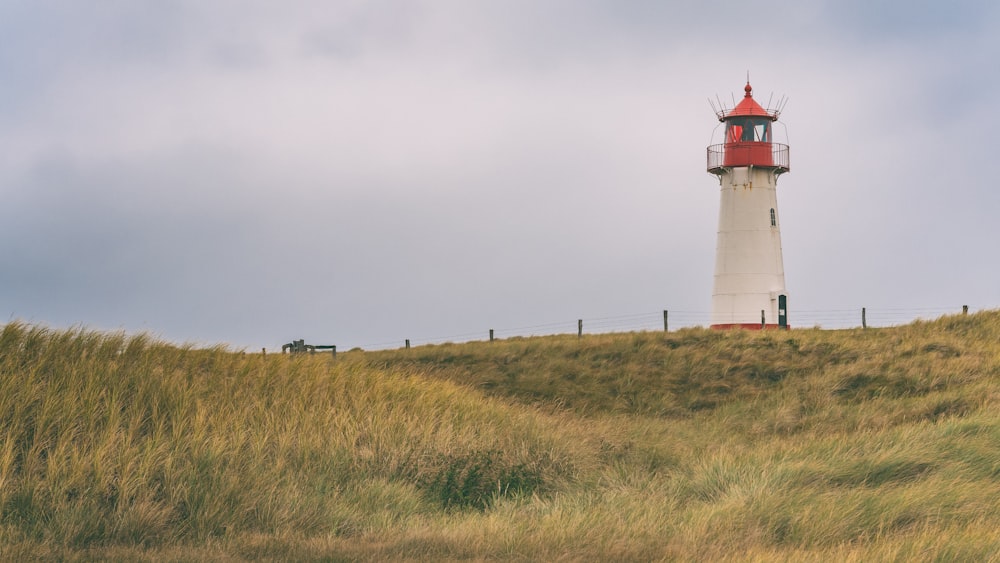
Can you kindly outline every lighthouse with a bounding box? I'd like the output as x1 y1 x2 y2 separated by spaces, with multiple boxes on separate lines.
707 82 790 329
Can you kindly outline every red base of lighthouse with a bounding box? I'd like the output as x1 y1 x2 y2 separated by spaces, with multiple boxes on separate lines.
710 323 790 330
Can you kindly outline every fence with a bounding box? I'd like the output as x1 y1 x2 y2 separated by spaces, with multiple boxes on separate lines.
269 305 976 354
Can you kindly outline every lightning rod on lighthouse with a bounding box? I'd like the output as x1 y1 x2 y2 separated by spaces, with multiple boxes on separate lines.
706 81 790 329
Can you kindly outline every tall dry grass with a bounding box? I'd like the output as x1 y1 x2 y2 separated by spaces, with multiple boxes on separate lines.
0 322 592 559
2 311 1000 560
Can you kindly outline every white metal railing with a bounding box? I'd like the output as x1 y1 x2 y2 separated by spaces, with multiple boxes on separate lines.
707 143 790 174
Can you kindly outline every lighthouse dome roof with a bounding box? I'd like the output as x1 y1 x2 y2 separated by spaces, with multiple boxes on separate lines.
724 83 776 120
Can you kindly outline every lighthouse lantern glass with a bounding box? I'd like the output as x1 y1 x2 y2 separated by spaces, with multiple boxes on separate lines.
726 117 770 143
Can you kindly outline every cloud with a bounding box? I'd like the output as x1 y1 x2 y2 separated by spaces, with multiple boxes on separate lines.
2 1 998 346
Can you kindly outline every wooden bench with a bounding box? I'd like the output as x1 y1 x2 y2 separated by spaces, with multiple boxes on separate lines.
281 339 336 356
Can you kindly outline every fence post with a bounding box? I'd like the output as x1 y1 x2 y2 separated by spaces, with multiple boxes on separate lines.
405 339 410 349
262 348 266 358
761 310 765 329
331 345 337 358
578 319 583 338
963 305 969 315
663 310 669 332
862 307 867 329
489 329 494 342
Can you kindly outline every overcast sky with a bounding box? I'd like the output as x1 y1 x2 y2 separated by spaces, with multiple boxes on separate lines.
2 0 999 350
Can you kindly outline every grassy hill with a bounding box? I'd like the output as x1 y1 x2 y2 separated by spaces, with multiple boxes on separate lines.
2 313 999 560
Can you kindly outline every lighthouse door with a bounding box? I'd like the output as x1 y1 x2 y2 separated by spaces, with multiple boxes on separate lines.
778 295 788 328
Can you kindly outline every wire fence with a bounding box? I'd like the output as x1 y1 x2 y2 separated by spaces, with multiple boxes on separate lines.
340 305 976 352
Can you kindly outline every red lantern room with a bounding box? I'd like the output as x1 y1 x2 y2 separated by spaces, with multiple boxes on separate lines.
707 82 789 175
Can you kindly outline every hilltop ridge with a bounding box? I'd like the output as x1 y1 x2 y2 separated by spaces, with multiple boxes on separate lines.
366 312 991 422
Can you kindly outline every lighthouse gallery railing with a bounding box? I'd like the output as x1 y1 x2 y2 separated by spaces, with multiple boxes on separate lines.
707 143 790 175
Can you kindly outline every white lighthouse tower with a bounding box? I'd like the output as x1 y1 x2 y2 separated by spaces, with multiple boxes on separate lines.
707 82 790 329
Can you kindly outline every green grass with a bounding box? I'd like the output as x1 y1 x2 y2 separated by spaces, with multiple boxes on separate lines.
2 312 1000 560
